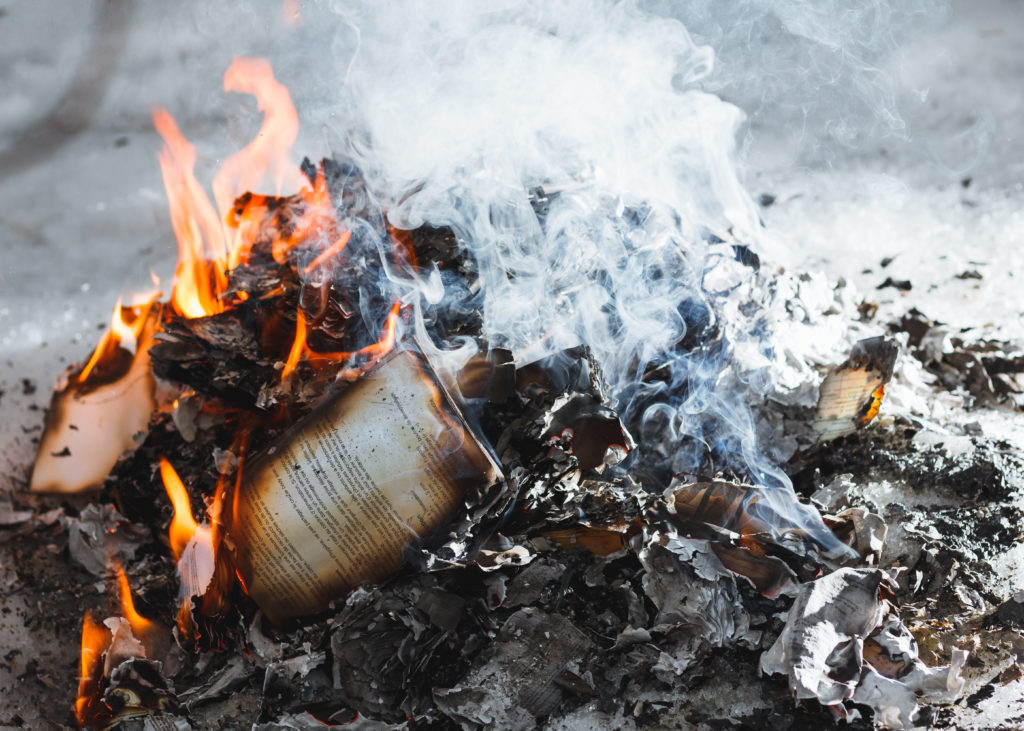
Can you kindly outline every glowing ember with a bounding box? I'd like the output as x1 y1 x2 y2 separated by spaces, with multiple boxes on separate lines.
860 385 887 425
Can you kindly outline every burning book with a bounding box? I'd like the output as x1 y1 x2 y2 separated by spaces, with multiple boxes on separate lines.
232 345 504 622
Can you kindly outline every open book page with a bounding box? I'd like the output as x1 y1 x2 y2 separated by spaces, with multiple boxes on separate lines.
232 348 501 622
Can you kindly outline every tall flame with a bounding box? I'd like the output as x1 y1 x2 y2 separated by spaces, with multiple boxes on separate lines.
153 107 227 319
213 57 303 243
154 56 406 386
154 57 303 319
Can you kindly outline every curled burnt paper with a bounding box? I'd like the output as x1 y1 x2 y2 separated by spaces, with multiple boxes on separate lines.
761 568 966 728
231 346 503 622
667 477 855 562
30 302 161 493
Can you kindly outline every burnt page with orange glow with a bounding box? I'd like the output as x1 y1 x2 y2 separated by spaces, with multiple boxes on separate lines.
231 347 502 622
30 299 161 494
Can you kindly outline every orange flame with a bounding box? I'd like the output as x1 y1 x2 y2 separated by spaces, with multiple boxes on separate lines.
199 430 247 619
114 564 154 639
154 56 399 393
281 301 403 381
281 309 308 381
75 613 108 725
214 58 302 232
77 294 159 384
159 457 219 637
154 57 304 319
159 457 198 561
363 302 402 360
225 167 341 269
860 384 886 425
153 107 228 319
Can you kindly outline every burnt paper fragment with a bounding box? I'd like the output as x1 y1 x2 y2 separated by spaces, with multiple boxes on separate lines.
666 476 853 562
761 568 966 728
542 392 633 470
31 303 161 493
434 607 592 729
813 336 898 441
63 503 148 577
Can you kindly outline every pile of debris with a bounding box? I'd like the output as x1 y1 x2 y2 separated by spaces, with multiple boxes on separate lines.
5 59 1024 731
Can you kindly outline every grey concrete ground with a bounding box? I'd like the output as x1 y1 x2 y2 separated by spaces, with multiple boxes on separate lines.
0 1 1022 728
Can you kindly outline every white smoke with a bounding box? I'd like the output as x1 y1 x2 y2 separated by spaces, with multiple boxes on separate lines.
218 0 939 552
317 2 754 359
272 2 799 547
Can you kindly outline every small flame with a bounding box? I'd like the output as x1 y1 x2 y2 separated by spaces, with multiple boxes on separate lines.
159 457 198 561
75 613 108 725
200 430 247 618
281 309 308 381
159 457 217 637
281 301 402 381
114 563 153 639
364 302 402 360
77 294 158 384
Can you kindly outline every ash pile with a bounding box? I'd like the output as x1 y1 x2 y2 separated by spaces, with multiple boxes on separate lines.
8 146 1023 731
